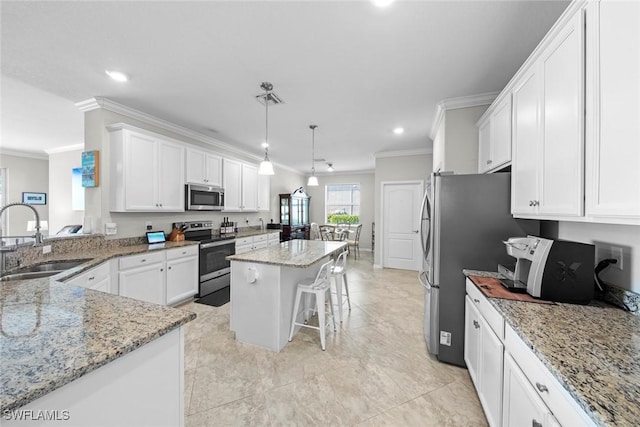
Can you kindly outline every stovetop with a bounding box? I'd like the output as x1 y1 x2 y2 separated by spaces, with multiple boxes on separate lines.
173 221 235 244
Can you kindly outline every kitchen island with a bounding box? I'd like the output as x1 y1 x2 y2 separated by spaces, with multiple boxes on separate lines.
0 275 195 426
227 239 346 351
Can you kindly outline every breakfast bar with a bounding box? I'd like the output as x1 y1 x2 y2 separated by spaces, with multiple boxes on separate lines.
227 239 346 351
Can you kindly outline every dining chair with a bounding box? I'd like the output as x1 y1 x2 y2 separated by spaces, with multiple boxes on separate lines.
347 224 362 259
310 223 321 240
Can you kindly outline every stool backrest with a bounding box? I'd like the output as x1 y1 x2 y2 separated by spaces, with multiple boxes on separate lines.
334 250 348 270
312 259 334 289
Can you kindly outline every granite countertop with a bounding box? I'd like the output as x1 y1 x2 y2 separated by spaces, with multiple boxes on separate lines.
0 241 198 412
464 270 640 426
227 240 346 268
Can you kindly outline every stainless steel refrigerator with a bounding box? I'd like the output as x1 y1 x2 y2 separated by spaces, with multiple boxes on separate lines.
418 172 538 367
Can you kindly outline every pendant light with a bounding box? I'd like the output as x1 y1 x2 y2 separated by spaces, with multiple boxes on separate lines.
258 82 275 176
307 125 319 186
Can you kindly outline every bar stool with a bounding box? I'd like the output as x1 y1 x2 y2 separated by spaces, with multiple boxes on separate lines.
288 260 336 350
330 250 351 322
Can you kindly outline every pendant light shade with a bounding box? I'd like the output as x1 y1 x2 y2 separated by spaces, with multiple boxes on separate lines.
258 82 275 176
308 125 319 186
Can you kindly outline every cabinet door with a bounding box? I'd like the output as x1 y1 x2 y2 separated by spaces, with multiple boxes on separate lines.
479 316 504 427
119 263 165 305
586 0 640 220
166 255 198 305
157 140 185 211
503 354 550 427
242 163 258 211
205 153 222 187
222 159 242 211
478 118 491 173
186 148 206 184
539 11 584 217
257 174 270 211
464 297 481 386
125 131 158 211
491 95 512 170
512 68 540 215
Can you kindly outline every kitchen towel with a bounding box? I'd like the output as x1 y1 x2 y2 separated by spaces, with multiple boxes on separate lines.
469 275 554 305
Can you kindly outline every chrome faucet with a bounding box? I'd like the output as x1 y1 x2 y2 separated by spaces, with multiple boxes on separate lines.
0 202 44 246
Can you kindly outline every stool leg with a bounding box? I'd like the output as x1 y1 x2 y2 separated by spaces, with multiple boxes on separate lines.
303 292 313 323
327 287 337 332
343 273 351 311
289 288 303 342
334 275 343 323
317 290 326 350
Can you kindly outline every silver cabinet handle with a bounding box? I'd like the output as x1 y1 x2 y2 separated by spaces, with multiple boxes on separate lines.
535 382 548 393
532 420 543 427
88 276 95 281
486 160 492 165
140 259 146 263
473 320 480 329
473 298 480 304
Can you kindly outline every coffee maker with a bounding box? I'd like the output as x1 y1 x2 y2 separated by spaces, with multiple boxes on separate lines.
501 236 595 304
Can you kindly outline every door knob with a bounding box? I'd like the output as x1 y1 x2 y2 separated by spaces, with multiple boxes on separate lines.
413 230 419 233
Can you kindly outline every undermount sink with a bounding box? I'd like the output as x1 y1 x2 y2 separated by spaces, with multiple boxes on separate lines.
0 259 92 282
0 270 63 281
16 259 92 273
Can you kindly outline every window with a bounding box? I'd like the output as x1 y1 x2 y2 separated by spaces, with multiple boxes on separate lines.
0 168 6 232
325 183 360 224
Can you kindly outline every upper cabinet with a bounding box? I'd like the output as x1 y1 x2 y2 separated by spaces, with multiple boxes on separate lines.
108 125 185 212
222 158 259 212
477 95 512 174
512 10 585 218
585 0 640 222
185 148 222 187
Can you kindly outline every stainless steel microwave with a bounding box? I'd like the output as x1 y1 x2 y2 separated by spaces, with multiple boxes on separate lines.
185 184 224 211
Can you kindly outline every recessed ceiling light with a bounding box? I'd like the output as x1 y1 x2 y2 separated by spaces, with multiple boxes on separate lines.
105 70 129 82
393 127 404 135
372 0 394 8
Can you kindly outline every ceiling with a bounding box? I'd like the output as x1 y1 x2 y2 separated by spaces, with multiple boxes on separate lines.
0 0 569 173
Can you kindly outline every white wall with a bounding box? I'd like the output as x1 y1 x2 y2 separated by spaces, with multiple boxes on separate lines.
83 108 305 238
0 153 48 236
48 149 84 234
374 153 433 266
305 172 375 251
553 221 640 294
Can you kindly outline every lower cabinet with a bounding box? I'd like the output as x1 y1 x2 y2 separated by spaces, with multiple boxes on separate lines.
65 260 116 294
235 232 280 254
503 354 561 427
119 246 199 306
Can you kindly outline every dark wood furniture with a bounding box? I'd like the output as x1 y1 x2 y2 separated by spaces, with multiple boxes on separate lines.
279 188 310 241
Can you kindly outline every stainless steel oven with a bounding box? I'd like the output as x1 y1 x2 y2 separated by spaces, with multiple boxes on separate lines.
173 221 235 298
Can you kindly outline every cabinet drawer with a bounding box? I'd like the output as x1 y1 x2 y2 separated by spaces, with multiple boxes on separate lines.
253 234 268 242
165 245 198 261
235 244 253 254
268 232 280 242
253 241 268 250
66 261 110 285
504 324 593 426
236 236 253 246
119 251 165 270
466 279 505 339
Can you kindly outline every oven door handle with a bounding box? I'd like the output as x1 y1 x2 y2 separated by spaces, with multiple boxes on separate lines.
200 240 236 249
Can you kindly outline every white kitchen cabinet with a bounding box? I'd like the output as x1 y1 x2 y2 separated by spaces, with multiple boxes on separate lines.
235 232 279 254
477 95 512 174
257 173 271 212
65 260 115 294
119 257 165 305
268 231 281 247
511 10 584 218
503 354 559 427
186 148 222 187
585 0 640 223
108 124 185 212
165 246 199 305
222 158 259 212
464 291 504 427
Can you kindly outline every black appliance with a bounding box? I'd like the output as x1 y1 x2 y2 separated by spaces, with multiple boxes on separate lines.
173 221 235 298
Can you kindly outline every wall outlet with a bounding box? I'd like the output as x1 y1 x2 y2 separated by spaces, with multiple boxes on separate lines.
146 221 152 231
42 245 52 254
610 246 624 270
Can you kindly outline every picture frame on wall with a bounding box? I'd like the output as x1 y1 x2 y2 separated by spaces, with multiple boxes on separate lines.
82 150 100 187
22 192 47 205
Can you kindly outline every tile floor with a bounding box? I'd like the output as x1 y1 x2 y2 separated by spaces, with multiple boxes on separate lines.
178 252 487 426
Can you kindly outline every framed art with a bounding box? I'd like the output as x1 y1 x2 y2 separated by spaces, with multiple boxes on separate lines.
82 150 100 187
22 192 47 205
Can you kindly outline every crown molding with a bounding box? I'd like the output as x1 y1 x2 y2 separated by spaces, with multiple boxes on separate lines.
375 148 432 159
45 144 84 155
430 91 499 140
0 148 49 160
311 169 375 177
75 97 268 163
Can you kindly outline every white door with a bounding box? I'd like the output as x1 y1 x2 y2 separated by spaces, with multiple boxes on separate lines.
382 181 423 270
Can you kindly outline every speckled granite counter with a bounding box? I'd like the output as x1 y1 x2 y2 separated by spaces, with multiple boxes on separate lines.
464 270 640 426
0 240 198 412
227 239 346 268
